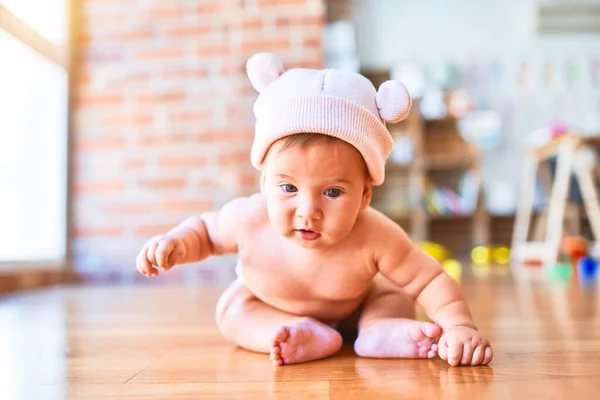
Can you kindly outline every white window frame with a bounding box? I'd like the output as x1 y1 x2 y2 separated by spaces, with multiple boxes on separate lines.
0 3 74 272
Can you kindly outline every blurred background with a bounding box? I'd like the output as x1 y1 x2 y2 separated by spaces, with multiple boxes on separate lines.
1 0 600 294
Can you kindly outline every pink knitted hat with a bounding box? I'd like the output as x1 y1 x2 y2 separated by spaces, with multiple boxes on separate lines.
246 53 411 185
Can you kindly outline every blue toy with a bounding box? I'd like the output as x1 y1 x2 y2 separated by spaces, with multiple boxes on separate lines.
577 256 597 280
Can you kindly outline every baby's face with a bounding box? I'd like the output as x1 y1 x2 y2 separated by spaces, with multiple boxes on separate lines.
262 137 371 249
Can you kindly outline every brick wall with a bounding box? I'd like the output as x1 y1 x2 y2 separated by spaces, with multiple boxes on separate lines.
72 0 326 278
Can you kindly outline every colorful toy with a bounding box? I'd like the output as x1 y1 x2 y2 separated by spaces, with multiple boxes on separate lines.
577 256 597 280
418 241 449 263
442 259 462 283
560 236 588 264
492 246 510 265
547 261 573 281
471 246 490 265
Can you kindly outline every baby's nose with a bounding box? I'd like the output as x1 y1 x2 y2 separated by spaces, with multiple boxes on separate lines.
296 198 322 220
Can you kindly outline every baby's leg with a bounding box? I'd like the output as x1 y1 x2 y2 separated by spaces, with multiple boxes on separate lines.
353 274 442 359
215 279 342 366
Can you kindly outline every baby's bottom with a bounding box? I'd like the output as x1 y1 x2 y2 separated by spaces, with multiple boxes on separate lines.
215 275 441 366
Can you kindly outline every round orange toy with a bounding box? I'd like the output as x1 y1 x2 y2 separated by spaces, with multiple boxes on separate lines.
560 236 588 263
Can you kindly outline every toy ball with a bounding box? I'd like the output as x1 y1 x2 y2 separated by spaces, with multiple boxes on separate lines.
577 256 597 279
471 246 491 265
547 261 573 281
442 259 462 283
492 246 510 265
561 236 588 262
419 241 448 263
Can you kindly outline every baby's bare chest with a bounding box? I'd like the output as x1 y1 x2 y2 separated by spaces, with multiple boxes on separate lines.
237 237 376 303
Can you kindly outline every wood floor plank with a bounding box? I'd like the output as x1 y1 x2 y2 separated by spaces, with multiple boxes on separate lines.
1 267 599 399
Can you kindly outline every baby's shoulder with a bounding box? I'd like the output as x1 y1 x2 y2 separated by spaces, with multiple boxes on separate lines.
222 192 269 230
356 206 404 234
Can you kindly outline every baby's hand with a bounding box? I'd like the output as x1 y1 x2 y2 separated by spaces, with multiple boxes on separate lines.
438 325 493 366
136 234 187 277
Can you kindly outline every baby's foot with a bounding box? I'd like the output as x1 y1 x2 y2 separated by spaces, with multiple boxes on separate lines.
354 318 442 359
269 319 342 366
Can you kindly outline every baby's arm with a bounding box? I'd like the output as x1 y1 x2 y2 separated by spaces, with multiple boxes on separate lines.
136 195 255 276
375 225 474 331
372 213 492 365
166 195 251 263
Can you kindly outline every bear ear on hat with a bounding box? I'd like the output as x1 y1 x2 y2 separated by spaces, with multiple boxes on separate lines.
375 80 412 123
246 53 285 93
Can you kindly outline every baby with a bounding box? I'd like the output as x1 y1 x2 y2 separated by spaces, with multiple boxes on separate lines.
136 53 493 367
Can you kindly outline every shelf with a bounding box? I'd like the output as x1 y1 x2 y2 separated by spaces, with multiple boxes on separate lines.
424 154 476 170
385 162 411 173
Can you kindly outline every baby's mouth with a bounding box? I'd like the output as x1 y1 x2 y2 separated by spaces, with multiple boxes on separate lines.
294 229 321 241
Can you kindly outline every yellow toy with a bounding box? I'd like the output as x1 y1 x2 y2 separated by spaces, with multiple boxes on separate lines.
471 246 490 265
492 246 510 265
442 259 462 283
418 241 449 263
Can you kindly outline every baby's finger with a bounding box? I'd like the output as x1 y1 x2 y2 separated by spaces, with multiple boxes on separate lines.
460 343 473 366
448 342 464 367
136 248 153 277
470 344 486 365
155 239 174 269
146 240 160 265
437 337 449 361
482 346 493 365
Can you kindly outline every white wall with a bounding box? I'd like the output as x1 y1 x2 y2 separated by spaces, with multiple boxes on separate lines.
351 0 600 214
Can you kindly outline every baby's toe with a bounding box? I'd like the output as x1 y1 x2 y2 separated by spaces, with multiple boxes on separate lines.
483 346 493 365
470 345 486 365
448 343 464 366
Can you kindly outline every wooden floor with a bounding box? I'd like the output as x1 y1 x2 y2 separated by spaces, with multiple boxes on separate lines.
1 264 599 399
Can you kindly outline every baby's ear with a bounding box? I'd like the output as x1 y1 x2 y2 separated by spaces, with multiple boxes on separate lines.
375 80 411 123
246 53 285 93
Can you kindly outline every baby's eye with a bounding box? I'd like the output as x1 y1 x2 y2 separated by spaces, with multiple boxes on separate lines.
325 188 342 198
280 184 298 193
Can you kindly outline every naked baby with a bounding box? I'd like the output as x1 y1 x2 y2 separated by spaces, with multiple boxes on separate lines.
136 53 493 367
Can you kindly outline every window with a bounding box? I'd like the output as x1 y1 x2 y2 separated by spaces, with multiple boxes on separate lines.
0 2 69 266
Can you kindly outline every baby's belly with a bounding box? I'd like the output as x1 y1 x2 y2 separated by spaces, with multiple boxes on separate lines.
238 264 368 323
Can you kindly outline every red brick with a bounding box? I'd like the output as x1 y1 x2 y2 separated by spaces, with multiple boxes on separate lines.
137 134 189 147
160 199 214 213
163 24 211 37
241 37 289 54
134 223 178 236
197 43 229 57
218 150 249 166
237 17 263 30
303 35 321 49
102 28 154 42
136 91 186 103
195 130 241 143
76 93 124 107
139 178 187 189
104 113 154 127
260 0 307 5
74 225 123 237
196 3 222 14
276 15 323 28
135 47 184 60
73 181 123 194
195 178 221 189
227 105 249 119
75 137 124 151
161 67 208 80
221 61 245 77
145 5 183 18
169 109 213 122
238 171 258 187
158 156 207 167
105 203 153 214
124 159 146 169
